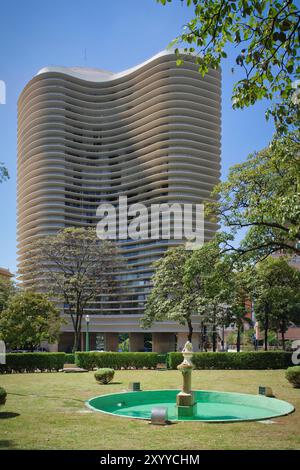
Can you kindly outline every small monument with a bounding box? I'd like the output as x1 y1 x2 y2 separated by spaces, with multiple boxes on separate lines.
176 340 197 417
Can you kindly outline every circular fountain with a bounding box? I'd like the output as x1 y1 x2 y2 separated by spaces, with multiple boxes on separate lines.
86 342 294 423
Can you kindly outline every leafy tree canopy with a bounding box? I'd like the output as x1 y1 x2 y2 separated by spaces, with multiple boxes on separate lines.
0 277 16 312
185 241 253 350
252 256 300 348
158 0 300 133
141 246 199 341
0 291 62 350
206 134 300 262
31 227 121 352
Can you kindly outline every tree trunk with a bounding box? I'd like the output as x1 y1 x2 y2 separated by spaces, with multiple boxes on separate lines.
236 326 241 352
212 323 217 352
72 306 82 353
72 330 80 353
281 321 286 351
202 324 207 352
187 318 193 343
200 322 204 352
222 325 225 352
264 313 269 351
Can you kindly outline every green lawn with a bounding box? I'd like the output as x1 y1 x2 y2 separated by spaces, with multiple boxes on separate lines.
0 369 299 450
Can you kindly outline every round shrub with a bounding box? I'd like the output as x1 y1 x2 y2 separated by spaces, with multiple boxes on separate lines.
94 368 115 384
0 387 7 406
286 366 300 388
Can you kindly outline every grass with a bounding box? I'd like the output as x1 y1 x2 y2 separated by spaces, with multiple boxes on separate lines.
0 369 299 450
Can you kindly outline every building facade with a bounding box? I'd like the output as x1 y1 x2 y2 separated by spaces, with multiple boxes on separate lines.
17 51 221 352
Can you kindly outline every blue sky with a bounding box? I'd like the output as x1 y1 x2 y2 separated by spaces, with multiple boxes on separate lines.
0 0 275 274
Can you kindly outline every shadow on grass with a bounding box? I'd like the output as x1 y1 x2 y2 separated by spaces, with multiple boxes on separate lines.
147 421 178 426
0 440 15 449
102 382 123 385
0 412 20 419
8 392 84 403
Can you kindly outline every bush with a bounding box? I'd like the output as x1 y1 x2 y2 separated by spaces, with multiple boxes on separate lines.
286 366 300 388
94 368 115 384
65 353 75 364
168 351 293 370
75 352 160 370
0 387 7 406
0 353 66 373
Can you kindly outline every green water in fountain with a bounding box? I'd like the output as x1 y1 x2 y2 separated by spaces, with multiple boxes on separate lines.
86 389 294 422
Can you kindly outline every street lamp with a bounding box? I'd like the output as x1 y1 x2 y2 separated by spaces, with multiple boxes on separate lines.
85 315 90 352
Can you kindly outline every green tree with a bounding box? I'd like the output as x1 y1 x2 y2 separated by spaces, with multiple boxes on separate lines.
0 291 62 350
207 135 300 262
0 277 15 312
270 285 300 349
253 257 300 350
141 247 200 342
186 241 254 352
185 240 233 351
31 227 120 352
158 0 300 133
225 270 253 352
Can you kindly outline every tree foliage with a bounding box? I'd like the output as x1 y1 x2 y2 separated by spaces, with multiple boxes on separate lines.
186 242 253 351
185 241 232 351
141 247 199 341
223 270 253 351
158 0 300 133
207 134 300 262
31 227 121 352
253 256 300 350
142 238 253 350
0 291 62 350
0 277 15 312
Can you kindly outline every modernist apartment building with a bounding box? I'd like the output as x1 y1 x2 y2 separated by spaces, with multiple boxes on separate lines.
17 51 221 352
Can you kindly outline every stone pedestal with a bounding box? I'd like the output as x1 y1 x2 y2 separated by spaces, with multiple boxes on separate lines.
176 390 197 417
176 342 196 418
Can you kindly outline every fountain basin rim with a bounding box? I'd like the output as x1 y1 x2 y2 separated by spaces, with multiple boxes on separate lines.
86 389 295 423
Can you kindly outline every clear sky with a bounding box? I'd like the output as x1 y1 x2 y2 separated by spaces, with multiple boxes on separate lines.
0 0 275 275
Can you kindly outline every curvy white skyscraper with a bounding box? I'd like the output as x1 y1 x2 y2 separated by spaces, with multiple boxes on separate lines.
17 51 221 352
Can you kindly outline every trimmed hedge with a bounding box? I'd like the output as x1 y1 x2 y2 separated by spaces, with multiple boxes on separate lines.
0 353 66 373
0 351 292 373
94 368 115 384
0 387 7 405
168 351 293 370
286 366 300 388
75 352 160 370
64 353 75 364
157 353 168 364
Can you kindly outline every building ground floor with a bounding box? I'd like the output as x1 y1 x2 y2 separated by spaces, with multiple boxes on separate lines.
48 314 203 353
46 314 300 354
